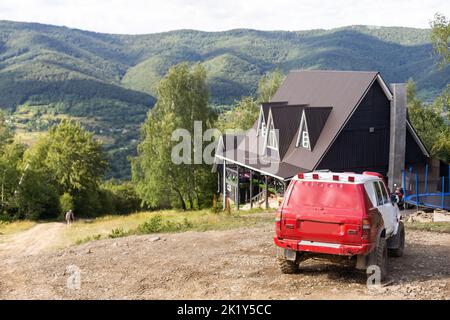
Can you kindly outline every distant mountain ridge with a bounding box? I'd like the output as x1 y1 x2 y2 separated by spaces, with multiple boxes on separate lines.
0 20 448 179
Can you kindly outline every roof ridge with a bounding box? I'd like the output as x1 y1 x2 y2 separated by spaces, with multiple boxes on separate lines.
290 70 378 74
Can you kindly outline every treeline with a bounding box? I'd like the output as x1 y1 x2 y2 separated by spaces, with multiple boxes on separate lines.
1 14 448 220
0 116 140 221
131 63 284 210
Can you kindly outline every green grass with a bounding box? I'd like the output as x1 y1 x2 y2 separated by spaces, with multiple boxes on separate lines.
72 208 275 245
0 220 36 236
405 222 450 233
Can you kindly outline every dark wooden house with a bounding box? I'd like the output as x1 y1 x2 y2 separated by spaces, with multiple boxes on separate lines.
214 70 433 209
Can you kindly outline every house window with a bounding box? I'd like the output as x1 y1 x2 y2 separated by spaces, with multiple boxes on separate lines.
260 121 267 137
302 131 310 149
296 110 310 150
267 127 277 149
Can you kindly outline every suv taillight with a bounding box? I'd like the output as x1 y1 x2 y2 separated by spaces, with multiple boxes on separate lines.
362 218 371 229
275 210 282 222
275 210 282 230
362 218 371 241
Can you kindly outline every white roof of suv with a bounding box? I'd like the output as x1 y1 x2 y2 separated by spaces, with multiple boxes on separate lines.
292 171 382 184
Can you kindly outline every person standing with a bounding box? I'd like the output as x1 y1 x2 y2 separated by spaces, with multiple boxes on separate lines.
65 209 75 226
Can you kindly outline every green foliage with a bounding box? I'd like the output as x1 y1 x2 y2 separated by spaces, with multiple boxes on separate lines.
431 13 450 67
15 169 60 220
100 182 141 215
132 63 217 210
59 193 74 214
257 70 285 104
1 114 137 220
22 120 108 217
108 227 129 238
44 120 107 194
218 70 285 131
405 222 450 234
76 233 102 245
136 214 193 234
0 142 26 217
0 22 449 179
218 96 259 132
407 80 450 162
0 112 13 152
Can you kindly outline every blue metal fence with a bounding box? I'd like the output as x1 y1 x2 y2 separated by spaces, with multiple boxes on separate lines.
403 164 450 210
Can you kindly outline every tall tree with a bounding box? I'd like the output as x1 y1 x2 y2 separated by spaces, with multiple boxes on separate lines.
431 13 450 67
218 70 285 131
132 63 216 210
44 120 107 194
23 120 108 216
0 142 25 216
407 80 450 162
0 111 13 152
257 70 285 104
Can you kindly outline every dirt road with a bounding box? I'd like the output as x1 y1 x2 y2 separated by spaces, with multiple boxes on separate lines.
0 218 449 299
0 222 65 257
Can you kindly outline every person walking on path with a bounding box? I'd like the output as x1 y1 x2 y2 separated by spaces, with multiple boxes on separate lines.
65 209 75 226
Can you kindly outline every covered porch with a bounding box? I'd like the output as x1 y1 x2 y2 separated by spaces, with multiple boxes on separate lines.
214 151 305 210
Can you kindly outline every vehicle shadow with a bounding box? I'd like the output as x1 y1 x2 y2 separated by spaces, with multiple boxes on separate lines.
295 242 450 285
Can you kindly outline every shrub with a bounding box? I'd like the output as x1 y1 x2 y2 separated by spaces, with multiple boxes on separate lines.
137 215 194 234
75 234 102 245
15 170 60 220
59 193 74 215
108 227 129 238
138 214 163 233
101 182 141 215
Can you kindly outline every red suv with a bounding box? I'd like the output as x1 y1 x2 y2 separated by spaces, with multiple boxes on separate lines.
274 171 405 280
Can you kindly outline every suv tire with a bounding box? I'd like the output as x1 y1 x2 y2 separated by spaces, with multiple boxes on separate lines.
277 258 299 274
374 237 388 281
389 221 405 257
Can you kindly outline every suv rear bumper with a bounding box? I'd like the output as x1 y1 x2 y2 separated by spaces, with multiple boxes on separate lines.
274 236 372 256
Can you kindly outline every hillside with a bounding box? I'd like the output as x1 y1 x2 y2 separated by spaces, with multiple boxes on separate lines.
0 20 448 179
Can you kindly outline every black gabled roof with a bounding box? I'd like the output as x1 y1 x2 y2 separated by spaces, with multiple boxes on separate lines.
261 101 287 122
303 107 332 151
216 70 430 180
275 70 380 170
270 105 305 159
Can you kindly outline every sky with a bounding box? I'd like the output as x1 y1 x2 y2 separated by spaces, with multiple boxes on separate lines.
0 0 448 34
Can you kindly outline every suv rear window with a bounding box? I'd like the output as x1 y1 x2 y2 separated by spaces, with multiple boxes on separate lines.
284 180 362 210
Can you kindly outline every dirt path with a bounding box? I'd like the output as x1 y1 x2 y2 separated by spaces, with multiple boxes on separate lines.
0 222 65 257
0 220 449 300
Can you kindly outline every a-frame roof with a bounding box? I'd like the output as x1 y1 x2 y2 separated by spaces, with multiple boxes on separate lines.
270 105 305 158
215 70 430 180
303 107 332 151
273 70 383 170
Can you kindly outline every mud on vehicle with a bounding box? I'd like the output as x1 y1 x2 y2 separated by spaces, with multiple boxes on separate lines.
274 171 405 281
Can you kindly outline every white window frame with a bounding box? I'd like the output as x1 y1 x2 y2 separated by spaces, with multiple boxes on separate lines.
257 107 266 137
265 110 278 151
302 131 310 149
296 110 311 150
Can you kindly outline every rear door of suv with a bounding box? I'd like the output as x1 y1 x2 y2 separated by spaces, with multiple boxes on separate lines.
279 179 365 246
364 180 396 237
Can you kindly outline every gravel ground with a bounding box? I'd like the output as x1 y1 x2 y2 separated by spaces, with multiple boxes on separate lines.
0 218 449 300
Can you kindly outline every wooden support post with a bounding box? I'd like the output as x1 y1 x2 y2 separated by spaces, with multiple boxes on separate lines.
236 165 240 210
265 175 269 209
222 160 226 210
249 170 253 209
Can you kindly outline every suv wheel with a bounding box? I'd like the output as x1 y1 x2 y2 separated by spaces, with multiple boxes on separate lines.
277 258 299 274
374 237 388 281
389 222 405 257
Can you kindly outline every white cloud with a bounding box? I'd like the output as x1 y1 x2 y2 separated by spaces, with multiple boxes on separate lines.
0 0 448 34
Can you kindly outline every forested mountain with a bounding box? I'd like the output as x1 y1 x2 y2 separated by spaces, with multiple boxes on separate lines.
0 20 448 178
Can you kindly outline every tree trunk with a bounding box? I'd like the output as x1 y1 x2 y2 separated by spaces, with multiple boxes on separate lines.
173 187 186 211
188 194 194 210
